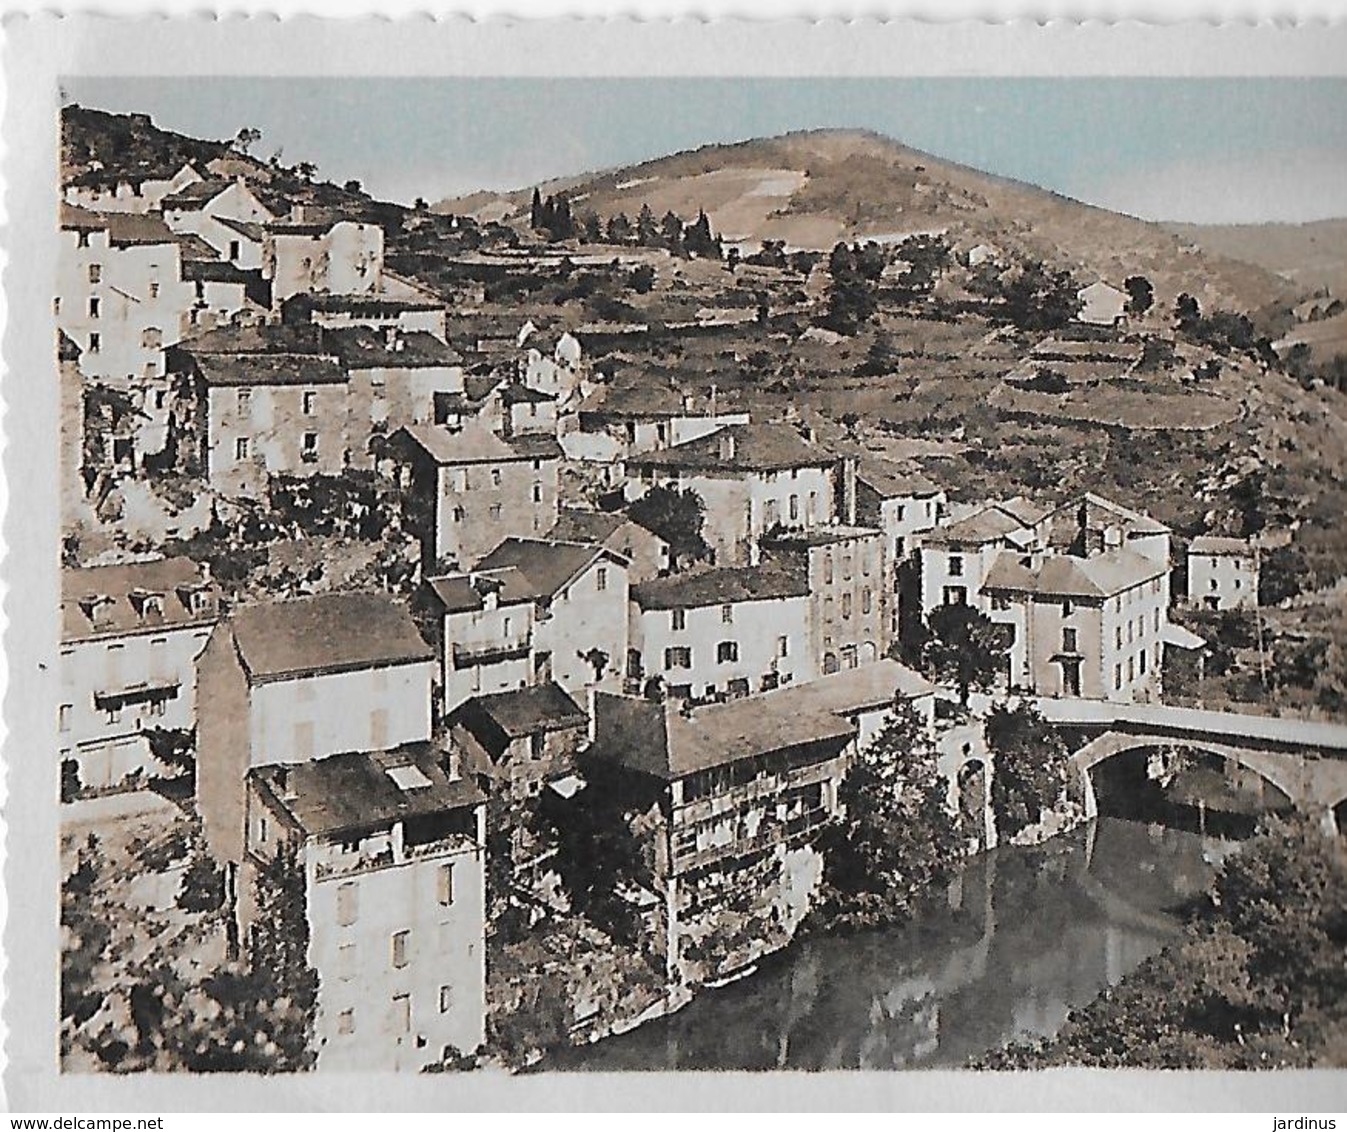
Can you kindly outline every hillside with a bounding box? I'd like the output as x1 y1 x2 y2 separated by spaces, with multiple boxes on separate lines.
437 129 1297 317
1165 219 1347 297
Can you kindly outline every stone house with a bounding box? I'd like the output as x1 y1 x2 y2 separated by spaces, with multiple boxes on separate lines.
242 744 486 1071
1188 536 1260 611
427 569 537 715
59 557 220 794
548 508 671 585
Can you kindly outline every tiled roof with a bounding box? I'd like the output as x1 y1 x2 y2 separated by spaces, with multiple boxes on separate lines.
455 682 587 741
177 322 327 357
215 216 268 243
548 509 628 545
761 524 884 549
229 592 433 683
632 562 807 611
307 293 443 314
1038 493 1170 538
182 259 254 285
982 547 1168 600
856 456 939 499
591 661 933 781
195 352 346 388
324 327 463 369
1189 536 1253 556
473 538 613 601
925 506 1032 548
161 179 233 210
173 233 224 263
250 744 484 839
498 382 556 406
62 556 218 642
626 423 834 473
426 568 534 614
392 422 556 466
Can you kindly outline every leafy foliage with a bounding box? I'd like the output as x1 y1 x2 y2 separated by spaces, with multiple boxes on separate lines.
812 701 962 932
921 603 1013 703
984 703 1073 840
627 484 711 569
978 817 1347 1068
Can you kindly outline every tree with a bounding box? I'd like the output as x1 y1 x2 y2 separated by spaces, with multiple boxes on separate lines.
921 603 1013 704
627 485 711 569
813 700 962 932
1175 292 1202 333
984 703 1072 840
1124 275 1155 317
232 126 262 156
293 161 317 182
606 212 632 244
660 210 685 254
579 210 602 243
343 179 362 195
636 204 658 247
529 187 543 231
821 242 877 335
628 264 656 295
684 209 720 259
1002 260 1081 332
1258 542 1307 606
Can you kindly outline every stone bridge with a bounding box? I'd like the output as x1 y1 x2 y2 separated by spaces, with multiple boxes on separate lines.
1031 698 1347 835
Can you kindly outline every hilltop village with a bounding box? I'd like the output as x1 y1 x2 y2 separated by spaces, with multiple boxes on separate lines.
58 109 1347 1072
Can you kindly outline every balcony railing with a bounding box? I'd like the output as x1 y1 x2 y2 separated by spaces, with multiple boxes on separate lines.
312 832 480 881
451 639 531 667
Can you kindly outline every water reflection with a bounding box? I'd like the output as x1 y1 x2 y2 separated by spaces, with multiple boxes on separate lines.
552 818 1222 1071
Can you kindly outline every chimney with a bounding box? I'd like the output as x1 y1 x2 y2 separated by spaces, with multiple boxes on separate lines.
1104 525 1123 550
275 765 295 800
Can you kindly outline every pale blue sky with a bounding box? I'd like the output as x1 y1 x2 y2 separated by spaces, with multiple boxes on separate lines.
63 77 1347 223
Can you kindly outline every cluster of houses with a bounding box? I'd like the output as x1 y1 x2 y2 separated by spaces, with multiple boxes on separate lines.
58 150 1267 1071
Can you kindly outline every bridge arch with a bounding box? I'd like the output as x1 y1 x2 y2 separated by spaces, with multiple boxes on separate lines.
1072 731 1306 818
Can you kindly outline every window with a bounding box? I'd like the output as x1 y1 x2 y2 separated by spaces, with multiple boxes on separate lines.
88 333 100 353
1139 649 1147 675
235 437 250 461
452 506 465 523
489 504 503 522
88 264 101 284
1127 620 1134 644
491 468 502 487
841 593 852 619
1062 599 1074 617
532 482 543 504
777 635 789 658
896 504 906 521
1114 663 1123 691
257 815 268 844
664 646 692 670
1062 628 1078 652
991 595 1010 611
149 282 160 299
88 297 101 319
862 588 872 615
1210 578 1218 590
337 881 358 926
237 387 252 412
437 863 454 906
721 604 733 624
949 555 964 577
53 297 61 316
717 641 739 664
58 704 72 732
823 555 834 585
337 1009 355 1035
303 432 318 454
392 995 411 1036
1234 579 1242 590
1127 656 1135 683
391 930 410 969
1115 626 1123 650
439 985 454 1014
671 609 686 632
789 495 799 522
1154 609 1161 632
337 942 356 981
943 586 966 606
596 568 608 592
228 239 241 260
302 390 317 415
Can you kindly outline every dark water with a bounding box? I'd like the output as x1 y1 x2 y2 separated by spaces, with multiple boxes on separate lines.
552 818 1225 1071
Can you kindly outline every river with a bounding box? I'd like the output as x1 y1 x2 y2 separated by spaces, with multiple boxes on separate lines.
552 817 1228 1071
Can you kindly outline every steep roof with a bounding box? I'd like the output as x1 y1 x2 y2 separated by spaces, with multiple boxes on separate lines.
194 352 346 388
323 327 463 370
626 422 835 474
228 592 433 683
498 382 556 407
182 259 255 285
60 207 180 249
924 506 1032 548
1189 535 1253 556
161 178 235 210
590 661 933 781
982 547 1168 600
215 215 268 243
473 538 615 601
62 556 217 642
632 562 808 611
426 568 535 614
1038 492 1171 538
174 233 224 263
547 508 628 546
307 293 443 314
250 744 484 839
